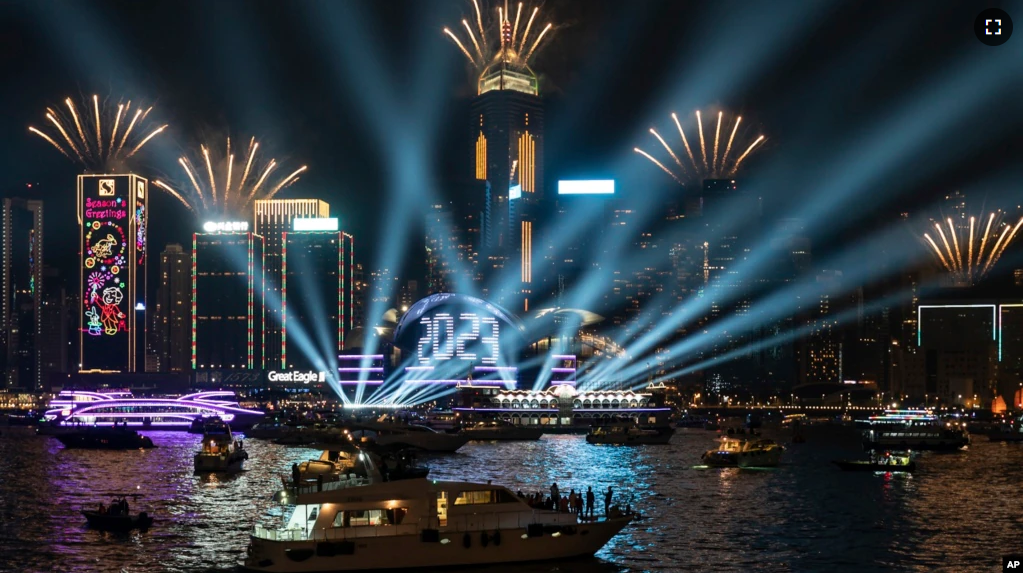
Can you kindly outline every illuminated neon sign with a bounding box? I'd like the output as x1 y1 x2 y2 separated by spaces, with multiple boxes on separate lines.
268 370 326 384
557 180 615 195
293 217 340 231
79 174 147 371
203 221 249 233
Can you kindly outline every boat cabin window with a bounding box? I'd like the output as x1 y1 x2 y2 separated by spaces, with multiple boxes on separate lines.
453 489 518 506
332 508 408 527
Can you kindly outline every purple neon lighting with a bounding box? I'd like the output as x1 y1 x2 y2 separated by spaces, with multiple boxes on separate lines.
60 399 263 418
338 354 384 360
551 381 577 385
551 355 576 360
474 366 518 371
337 367 384 372
405 366 435 371
404 380 507 385
336 381 383 385
550 367 576 372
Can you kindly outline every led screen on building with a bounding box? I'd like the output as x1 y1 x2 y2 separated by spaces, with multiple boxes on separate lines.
557 179 615 195
392 293 526 385
79 174 147 371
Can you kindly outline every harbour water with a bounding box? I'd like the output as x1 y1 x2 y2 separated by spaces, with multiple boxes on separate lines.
0 429 1019 572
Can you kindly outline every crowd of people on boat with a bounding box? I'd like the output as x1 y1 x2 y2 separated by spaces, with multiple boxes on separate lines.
516 483 623 521
96 497 130 516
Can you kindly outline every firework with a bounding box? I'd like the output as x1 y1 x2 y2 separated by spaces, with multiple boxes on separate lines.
29 95 166 171
923 210 1023 286
152 136 307 218
443 1 554 73
635 109 766 186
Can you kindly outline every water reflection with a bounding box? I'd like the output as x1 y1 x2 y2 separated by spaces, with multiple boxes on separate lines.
0 429 1019 572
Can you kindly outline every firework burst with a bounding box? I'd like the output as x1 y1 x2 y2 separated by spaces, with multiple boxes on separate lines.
635 109 766 186
29 95 166 171
443 1 555 73
922 209 1023 286
152 136 307 218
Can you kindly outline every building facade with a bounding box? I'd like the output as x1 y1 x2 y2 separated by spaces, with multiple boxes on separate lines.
2 198 44 389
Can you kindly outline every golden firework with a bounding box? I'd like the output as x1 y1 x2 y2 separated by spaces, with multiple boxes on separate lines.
923 210 1023 286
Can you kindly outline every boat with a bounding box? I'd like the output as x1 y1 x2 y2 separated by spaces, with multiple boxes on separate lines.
674 414 706 428
833 451 915 472
288 443 429 489
56 426 156 449
43 390 264 430
349 423 469 453
194 417 249 473
585 424 674 445
81 494 153 532
461 420 543 441
188 416 210 434
701 436 783 468
245 461 632 572
987 416 1023 442
859 410 970 451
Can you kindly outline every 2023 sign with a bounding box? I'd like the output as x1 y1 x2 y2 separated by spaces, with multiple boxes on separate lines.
416 312 501 365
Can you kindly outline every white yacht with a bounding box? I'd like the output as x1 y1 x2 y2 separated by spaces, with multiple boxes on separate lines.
350 423 469 453
245 476 631 572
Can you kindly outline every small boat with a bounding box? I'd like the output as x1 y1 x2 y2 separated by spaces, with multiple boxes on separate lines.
195 417 248 473
833 452 915 472
461 420 543 441
56 426 156 450
586 424 674 445
702 436 784 467
987 416 1022 442
82 494 153 532
188 417 208 434
674 415 706 428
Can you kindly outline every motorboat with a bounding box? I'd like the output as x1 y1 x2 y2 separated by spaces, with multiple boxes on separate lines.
349 423 469 453
859 410 970 451
701 436 783 468
245 469 632 571
833 451 915 473
194 417 249 473
82 495 153 532
55 426 156 450
461 420 543 441
674 414 706 428
585 424 674 445
288 444 429 490
987 416 1023 442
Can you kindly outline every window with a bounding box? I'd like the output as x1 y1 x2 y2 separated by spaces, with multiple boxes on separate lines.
331 508 408 528
453 489 519 506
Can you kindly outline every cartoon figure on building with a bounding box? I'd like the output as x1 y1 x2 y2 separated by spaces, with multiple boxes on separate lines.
99 286 124 335
92 234 118 259
84 306 103 336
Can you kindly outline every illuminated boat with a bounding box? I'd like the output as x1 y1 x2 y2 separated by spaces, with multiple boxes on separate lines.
832 451 915 473
585 424 674 445
701 436 783 468
349 423 469 453
194 417 249 474
859 410 970 451
246 457 632 572
56 426 156 449
44 390 264 429
461 420 543 441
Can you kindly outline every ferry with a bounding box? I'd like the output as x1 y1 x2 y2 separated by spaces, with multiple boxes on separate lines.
43 390 264 429
56 425 156 450
245 458 632 572
859 410 970 451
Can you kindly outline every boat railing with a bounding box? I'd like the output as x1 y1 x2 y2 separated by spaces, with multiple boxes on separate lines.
253 510 576 542
294 476 374 495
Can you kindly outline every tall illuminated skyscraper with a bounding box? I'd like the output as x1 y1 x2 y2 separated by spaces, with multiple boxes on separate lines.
255 199 329 366
468 31 545 311
154 244 190 372
2 198 44 388
281 218 353 370
193 225 265 370
77 174 147 372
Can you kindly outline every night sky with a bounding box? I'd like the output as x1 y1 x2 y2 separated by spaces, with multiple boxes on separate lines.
0 0 1020 290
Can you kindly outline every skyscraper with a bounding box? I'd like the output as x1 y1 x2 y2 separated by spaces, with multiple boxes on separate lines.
193 227 265 370
154 244 190 372
255 199 330 366
77 174 147 373
281 219 353 370
2 198 44 389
